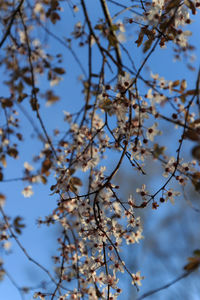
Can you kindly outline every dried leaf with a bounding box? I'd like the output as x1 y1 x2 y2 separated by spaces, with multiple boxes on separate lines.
185 89 197 96
165 0 181 10
30 98 39 111
0 173 3 181
41 159 52 174
17 81 24 93
193 249 200 257
95 24 104 30
184 129 200 141
0 155 6 167
68 169 76 176
7 148 18 158
18 93 28 103
108 34 117 47
184 256 200 271
184 0 196 14
180 95 186 103
172 80 180 87
192 172 200 191
143 38 153 53
41 175 47 184
191 145 200 160
153 144 166 159
111 24 119 31
46 90 60 106
0 193 5 202
13 217 25 235
135 30 144 47
70 177 82 186
53 67 66 75
192 172 200 180
180 79 187 92
1 98 13 108
50 12 60 24
23 76 33 86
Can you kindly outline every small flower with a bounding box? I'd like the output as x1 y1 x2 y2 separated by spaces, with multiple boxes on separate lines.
24 162 34 171
132 271 144 286
109 260 125 275
34 3 44 14
136 184 149 199
162 157 176 177
33 292 45 300
103 274 119 289
134 229 143 243
3 241 11 251
18 30 26 43
116 72 132 92
164 188 180 204
152 202 159 209
22 186 34 198
146 123 160 141
50 76 63 87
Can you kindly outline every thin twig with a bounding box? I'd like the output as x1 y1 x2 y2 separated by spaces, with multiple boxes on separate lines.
136 271 193 300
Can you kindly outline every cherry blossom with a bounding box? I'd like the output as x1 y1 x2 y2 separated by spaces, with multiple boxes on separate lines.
132 271 144 286
0 0 200 299
21 186 34 198
164 188 181 204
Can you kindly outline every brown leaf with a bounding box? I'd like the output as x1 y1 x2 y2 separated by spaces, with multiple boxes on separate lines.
193 249 200 257
191 145 200 160
0 155 6 167
0 173 3 181
40 175 47 184
1 98 13 108
13 217 25 235
95 24 104 30
68 169 76 176
153 144 166 159
7 148 18 158
50 12 60 24
70 177 82 187
184 129 200 141
143 38 153 53
180 95 186 103
46 90 60 106
192 172 200 180
135 30 144 47
172 80 180 87
53 67 66 75
184 256 200 271
18 93 28 103
17 81 24 93
108 34 117 47
192 172 200 191
0 193 5 202
185 89 198 96
41 159 52 174
23 76 33 86
30 98 39 111
165 0 181 10
180 79 187 92
184 0 196 14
